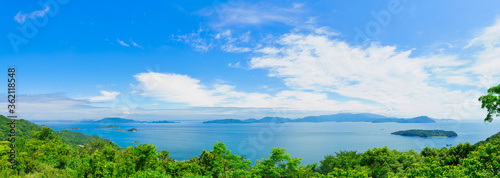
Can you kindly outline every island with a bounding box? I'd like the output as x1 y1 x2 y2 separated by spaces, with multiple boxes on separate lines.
115 128 137 132
391 129 458 138
149 120 179 123
66 127 80 130
81 117 179 124
95 125 120 129
203 113 439 124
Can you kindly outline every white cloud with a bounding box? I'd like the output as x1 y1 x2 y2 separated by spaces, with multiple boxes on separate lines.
117 39 130 47
202 2 304 27
130 40 142 48
14 6 50 24
175 29 213 51
249 33 483 119
89 91 120 102
461 20 500 79
292 2 306 9
445 76 473 85
465 19 500 48
216 30 252 52
133 72 382 112
134 72 223 106
221 44 251 52
228 62 242 68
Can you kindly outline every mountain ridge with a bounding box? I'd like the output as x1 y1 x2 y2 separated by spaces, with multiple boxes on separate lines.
203 113 438 124
80 117 179 123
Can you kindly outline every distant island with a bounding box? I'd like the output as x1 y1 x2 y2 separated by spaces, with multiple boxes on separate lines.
81 117 178 124
116 128 137 132
391 129 458 138
203 113 439 124
66 127 80 130
95 125 120 129
149 120 179 123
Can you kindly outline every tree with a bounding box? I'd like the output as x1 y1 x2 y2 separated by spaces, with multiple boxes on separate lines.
33 127 56 141
253 147 302 177
478 84 500 122
197 142 251 177
319 154 335 173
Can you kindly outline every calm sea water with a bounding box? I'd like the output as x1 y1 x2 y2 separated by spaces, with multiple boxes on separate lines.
33 121 500 165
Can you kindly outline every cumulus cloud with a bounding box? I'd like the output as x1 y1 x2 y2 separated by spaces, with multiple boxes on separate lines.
14 6 50 24
88 91 120 102
134 72 223 106
249 33 482 118
133 72 378 112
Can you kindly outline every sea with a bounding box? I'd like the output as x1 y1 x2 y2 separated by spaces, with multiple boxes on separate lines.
33 120 500 165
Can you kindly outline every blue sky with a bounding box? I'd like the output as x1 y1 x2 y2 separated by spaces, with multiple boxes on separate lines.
1 0 500 121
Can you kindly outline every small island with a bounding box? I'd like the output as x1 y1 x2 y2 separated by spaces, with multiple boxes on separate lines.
115 128 137 132
95 125 120 129
391 129 457 138
82 117 180 124
66 127 80 130
149 120 179 123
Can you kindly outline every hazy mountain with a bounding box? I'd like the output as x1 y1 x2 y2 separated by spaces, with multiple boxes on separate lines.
85 117 178 124
94 117 141 123
203 113 439 124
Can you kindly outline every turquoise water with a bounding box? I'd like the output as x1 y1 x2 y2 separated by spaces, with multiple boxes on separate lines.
34 121 500 165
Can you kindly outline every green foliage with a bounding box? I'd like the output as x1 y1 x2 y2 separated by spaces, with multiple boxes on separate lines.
443 142 476 165
475 130 500 147
320 150 362 173
419 146 449 162
461 140 500 177
55 130 114 148
253 147 303 177
479 83 500 122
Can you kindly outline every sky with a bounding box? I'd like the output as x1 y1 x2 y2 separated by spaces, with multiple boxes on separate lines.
1 0 500 121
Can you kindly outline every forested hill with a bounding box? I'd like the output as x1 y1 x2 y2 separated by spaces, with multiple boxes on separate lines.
203 113 437 124
0 115 41 140
0 115 116 147
475 131 500 146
